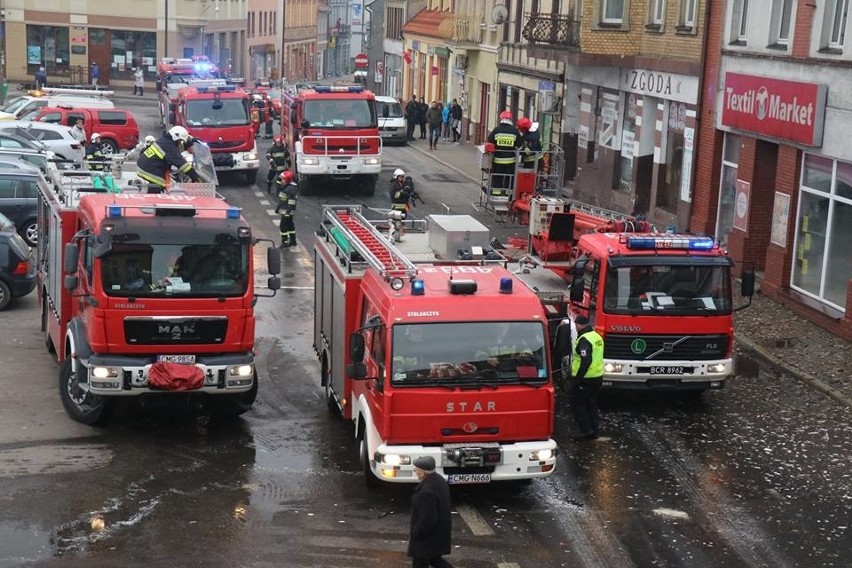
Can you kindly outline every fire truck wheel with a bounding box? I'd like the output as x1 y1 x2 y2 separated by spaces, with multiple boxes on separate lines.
298 176 313 196
325 385 339 415
202 372 259 419
59 358 115 426
359 432 379 488
0 280 11 311
244 169 258 186
362 175 377 197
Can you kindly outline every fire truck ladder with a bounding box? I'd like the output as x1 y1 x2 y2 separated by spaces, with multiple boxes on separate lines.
569 201 636 222
323 205 418 280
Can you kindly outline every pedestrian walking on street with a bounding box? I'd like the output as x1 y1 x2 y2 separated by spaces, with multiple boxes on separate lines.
450 99 463 143
405 95 418 141
91 62 100 88
408 456 454 568
133 68 144 96
441 102 451 142
566 315 604 441
427 101 443 150
416 97 428 140
34 67 48 90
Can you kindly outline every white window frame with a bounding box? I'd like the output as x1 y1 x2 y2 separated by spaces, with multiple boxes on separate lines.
738 0 751 41
771 0 795 46
650 0 666 25
602 0 625 24
715 134 740 245
828 0 850 48
681 0 698 27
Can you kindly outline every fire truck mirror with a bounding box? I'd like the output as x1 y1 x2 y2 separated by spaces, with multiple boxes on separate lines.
64 274 79 291
349 332 366 363
267 275 281 292
64 242 79 273
741 270 755 297
267 246 281 275
346 362 367 379
569 276 584 304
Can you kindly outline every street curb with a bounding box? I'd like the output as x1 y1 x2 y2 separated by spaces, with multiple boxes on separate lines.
735 334 852 408
407 142 481 185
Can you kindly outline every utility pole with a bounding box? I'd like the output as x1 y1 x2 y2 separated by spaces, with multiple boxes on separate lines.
164 0 169 59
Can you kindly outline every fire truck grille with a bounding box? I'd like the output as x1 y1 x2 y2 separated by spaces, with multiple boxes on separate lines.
208 141 242 150
124 317 228 345
604 334 729 361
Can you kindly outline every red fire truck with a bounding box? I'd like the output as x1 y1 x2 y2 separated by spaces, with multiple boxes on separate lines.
512 199 755 392
314 205 557 486
36 165 281 425
283 85 382 195
159 77 259 183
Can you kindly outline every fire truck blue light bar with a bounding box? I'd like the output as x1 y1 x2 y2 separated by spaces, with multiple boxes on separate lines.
625 236 716 251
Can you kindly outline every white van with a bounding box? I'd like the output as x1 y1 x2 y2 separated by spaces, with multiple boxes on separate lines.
0 89 114 121
375 95 407 145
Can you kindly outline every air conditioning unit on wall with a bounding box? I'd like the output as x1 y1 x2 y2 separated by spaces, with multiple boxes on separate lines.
455 54 468 69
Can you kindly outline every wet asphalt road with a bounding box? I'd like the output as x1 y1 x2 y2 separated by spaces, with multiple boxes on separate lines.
0 101 851 567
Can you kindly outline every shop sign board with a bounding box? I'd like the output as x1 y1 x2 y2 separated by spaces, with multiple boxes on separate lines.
721 72 827 147
621 69 699 104
733 179 751 232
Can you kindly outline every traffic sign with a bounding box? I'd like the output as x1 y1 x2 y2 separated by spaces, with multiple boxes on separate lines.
375 61 384 84
355 53 368 69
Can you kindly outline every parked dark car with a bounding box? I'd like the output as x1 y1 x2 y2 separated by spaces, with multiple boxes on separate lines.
0 169 44 246
0 211 36 310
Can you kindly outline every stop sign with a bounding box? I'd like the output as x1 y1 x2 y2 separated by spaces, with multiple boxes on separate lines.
355 53 368 69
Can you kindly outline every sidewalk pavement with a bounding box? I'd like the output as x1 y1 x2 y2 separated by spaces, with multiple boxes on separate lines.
407 137 852 408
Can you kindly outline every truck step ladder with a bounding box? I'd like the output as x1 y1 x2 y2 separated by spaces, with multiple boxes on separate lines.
323 205 418 280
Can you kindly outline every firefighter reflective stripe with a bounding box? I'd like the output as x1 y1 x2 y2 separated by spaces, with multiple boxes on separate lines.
494 133 518 147
571 330 604 379
138 169 167 187
492 132 519 165
178 162 193 174
142 143 166 160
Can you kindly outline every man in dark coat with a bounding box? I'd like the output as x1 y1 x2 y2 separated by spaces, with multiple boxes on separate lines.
416 97 428 140
405 95 418 141
408 456 454 568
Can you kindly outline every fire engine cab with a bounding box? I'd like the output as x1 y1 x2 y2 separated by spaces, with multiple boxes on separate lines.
159 76 259 184
37 170 281 425
512 199 755 392
284 85 382 195
314 205 557 486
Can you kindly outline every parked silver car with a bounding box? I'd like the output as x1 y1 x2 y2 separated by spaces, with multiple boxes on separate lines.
0 121 84 163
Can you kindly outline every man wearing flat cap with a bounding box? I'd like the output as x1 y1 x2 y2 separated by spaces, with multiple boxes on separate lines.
569 315 604 441
408 456 454 567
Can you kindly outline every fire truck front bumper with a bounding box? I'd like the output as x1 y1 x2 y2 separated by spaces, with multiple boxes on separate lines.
600 358 732 390
211 151 260 172
82 352 256 395
369 440 558 484
297 155 381 176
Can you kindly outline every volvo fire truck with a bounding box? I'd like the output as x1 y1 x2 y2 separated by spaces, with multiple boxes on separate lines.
37 164 281 425
284 85 382 195
314 205 557 486
512 199 755 392
159 78 259 183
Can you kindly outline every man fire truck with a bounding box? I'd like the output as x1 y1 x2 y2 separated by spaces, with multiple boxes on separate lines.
513 199 755 393
314 205 557 486
37 161 281 425
159 77 259 184
283 85 381 195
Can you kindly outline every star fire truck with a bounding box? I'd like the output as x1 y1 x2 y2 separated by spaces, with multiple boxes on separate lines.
37 164 281 425
511 198 755 392
158 74 259 184
283 85 382 195
314 205 557 486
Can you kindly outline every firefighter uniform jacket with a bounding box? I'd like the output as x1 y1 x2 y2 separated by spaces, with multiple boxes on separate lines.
389 179 411 215
487 123 521 165
276 181 298 216
265 144 291 172
85 143 107 171
137 134 197 188
520 128 542 167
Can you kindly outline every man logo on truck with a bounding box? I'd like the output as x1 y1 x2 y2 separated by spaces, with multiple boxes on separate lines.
159 323 196 338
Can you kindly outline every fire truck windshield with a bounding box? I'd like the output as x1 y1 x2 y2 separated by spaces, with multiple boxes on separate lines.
100 241 249 297
303 99 376 129
603 262 732 315
186 99 250 127
390 322 547 386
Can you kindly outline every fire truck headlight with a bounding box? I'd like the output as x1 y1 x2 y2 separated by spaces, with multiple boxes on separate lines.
301 157 318 166
376 453 411 466
708 363 727 374
604 362 623 373
365 158 380 165
91 366 119 379
530 449 554 461
228 364 254 377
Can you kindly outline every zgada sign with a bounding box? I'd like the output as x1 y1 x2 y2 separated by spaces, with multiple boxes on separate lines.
721 72 828 147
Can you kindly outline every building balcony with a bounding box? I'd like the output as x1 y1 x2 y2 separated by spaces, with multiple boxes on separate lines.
522 12 580 50
452 16 483 45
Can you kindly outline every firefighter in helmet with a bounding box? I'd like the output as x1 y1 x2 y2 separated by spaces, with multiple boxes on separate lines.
486 110 521 193
265 136 291 194
275 170 298 248
517 117 542 171
389 168 412 217
85 133 107 171
137 125 201 193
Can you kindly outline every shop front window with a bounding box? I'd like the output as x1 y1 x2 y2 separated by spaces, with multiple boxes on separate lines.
792 153 852 312
110 30 156 80
716 133 741 246
618 93 637 193
26 25 70 73
657 101 686 212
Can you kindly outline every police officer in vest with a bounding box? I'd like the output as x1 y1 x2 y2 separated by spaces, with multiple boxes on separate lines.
275 170 298 249
487 110 521 193
569 315 604 441
265 136 291 194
